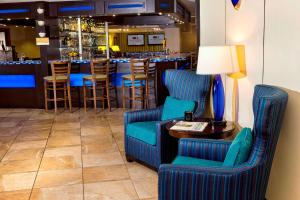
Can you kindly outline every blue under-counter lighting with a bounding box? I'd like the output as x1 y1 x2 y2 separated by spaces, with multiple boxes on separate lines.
0 8 29 14
59 5 94 12
0 61 41 65
0 75 35 88
108 3 145 9
70 73 90 87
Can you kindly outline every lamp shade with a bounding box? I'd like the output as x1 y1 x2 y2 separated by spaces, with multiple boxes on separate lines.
196 46 239 75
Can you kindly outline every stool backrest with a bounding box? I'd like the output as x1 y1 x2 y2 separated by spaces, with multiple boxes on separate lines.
91 59 110 76
130 58 149 77
50 61 70 80
148 63 156 79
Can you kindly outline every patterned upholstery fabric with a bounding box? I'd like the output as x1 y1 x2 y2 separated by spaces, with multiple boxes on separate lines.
158 84 288 200
124 70 211 169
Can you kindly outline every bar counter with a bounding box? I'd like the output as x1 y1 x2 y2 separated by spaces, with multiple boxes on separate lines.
0 55 189 108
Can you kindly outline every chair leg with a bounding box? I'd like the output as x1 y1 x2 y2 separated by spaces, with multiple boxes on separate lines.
132 81 135 110
67 82 72 112
146 80 149 109
93 82 97 113
122 79 125 110
64 83 67 109
53 82 57 113
44 81 48 112
83 80 87 112
106 79 111 112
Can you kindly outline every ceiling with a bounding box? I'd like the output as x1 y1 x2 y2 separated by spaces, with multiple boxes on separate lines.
178 0 196 16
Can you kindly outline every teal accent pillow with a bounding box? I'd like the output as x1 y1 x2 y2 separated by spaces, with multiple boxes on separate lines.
161 96 196 121
173 156 223 167
126 121 158 146
223 128 253 167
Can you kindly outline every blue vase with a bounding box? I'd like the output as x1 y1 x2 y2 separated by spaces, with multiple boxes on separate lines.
212 74 225 121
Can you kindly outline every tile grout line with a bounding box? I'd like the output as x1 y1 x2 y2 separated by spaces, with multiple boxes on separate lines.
79 109 85 200
28 115 55 200
106 111 141 200
0 115 33 162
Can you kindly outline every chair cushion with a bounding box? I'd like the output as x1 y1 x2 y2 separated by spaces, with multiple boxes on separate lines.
44 75 68 81
172 156 223 167
83 74 107 80
161 96 196 121
126 121 159 146
122 74 147 79
223 128 253 167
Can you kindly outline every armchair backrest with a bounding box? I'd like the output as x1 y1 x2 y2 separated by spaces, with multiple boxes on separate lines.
248 84 288 197
164 70 211 117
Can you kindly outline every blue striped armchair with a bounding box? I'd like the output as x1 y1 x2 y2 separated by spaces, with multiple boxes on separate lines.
124 70 211 169
158 84 288 200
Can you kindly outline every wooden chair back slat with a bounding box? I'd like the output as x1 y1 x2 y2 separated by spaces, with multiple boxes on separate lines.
130 58 149 77
51 61 70 79
91 58 110 76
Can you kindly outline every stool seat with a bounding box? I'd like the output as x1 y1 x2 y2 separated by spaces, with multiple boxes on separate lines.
44 75 68 82
122 74 147 80
83 74 107 80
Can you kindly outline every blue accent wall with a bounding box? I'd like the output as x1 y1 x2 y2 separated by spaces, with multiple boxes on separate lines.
108 3 145 9
0 8 29 14
59 5 94 12
0 75 35 88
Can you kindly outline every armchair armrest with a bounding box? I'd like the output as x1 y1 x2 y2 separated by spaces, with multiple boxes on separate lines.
178 138 232 162
158 164 256 200
124 107 163 126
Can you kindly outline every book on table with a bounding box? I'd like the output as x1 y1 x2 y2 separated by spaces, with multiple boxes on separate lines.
170 121 208 132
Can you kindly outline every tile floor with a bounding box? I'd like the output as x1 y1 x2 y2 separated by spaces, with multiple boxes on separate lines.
0 108 158 200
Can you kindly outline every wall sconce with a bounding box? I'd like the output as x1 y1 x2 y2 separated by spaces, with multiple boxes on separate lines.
37 8 44 14
39 32 46 37
37 20 45 26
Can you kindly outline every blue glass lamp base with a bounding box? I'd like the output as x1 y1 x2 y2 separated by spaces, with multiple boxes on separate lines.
212 74 225 122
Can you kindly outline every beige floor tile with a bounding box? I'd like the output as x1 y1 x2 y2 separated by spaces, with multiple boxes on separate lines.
82 143 118 154
84 180 138 200
81 135 114 145
40 155 81 171
43 146 81 157
83 164 129 183
16 132 50 142
127 163 157 179
0 172 37 192
0 121 20 128
132 177 158 199
30 184 83 200
82 152 124 167
47 135 81 148
10 140 47 150
50 129 80 136
34 168 82 188
52 122 80 131
81 126 111 136
2 148 44 161
109 125 124 133
0 159 40 174
0 189 31 200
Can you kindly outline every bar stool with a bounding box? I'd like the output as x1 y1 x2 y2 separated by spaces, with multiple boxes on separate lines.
122 58 149 110
44 61 72 113
148 63 157 107
83 58 111 112
190 52 197 71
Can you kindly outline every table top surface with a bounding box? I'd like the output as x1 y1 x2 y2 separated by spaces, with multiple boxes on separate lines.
166 118 235 139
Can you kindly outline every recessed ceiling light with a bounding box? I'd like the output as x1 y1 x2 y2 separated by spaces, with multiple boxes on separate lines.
7 18 11 21
113 14 116 17
15 25 18 27
89 15 92 18
68 16 72 19
25 17 29 20
137 13 141 16
158 12 163 15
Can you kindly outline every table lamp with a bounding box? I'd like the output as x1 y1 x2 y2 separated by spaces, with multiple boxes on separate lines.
228 45 247 122
197 46 238 124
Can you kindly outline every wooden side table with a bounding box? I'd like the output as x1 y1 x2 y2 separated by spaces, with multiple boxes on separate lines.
166 118 235 139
